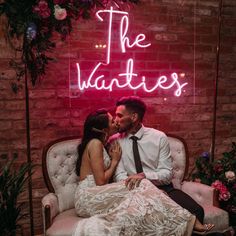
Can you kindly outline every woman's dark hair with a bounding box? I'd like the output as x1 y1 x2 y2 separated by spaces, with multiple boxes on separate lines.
75 109 109 176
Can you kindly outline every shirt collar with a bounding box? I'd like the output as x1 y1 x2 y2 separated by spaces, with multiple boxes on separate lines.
127 124 145 140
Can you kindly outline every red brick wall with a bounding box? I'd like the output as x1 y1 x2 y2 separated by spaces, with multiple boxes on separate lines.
0 0 235 234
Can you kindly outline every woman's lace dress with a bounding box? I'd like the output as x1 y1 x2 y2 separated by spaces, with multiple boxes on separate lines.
73 148 195 236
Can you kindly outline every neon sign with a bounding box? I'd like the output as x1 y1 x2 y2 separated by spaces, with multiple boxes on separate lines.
75 7 188 96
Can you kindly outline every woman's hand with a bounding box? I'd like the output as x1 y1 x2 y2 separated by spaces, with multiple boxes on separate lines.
109 141 122 163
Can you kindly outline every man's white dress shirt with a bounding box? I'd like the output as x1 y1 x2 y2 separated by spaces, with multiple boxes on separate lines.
113 125 173 186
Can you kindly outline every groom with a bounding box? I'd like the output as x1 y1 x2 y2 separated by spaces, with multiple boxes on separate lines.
112 95 204 224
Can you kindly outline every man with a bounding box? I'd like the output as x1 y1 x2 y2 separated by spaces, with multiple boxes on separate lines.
112 95 205 224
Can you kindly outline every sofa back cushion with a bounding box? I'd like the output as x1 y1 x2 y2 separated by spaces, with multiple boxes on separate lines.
167 135 188 189
42 138 81 212
42 135 188 212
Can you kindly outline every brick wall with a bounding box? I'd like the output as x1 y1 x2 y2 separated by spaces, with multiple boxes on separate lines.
0 0 235 234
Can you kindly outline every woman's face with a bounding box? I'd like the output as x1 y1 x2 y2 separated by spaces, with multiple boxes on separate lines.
107 112 118 136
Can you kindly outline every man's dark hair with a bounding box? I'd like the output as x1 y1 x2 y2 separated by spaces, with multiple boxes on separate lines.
116 96 147 121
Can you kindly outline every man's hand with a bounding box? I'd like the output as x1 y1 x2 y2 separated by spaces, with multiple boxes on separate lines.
125 173 145 190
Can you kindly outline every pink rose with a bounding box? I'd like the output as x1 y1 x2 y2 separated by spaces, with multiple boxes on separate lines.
212 180 231 201
219 191 231 201
54 5 67 20
225 171 235 181
211 180 223 189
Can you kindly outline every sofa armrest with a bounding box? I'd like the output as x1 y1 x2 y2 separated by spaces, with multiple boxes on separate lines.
181 181 219 207
42 193 59 232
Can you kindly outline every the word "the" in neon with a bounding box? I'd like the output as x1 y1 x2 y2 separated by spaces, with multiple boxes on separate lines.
76 7 187 96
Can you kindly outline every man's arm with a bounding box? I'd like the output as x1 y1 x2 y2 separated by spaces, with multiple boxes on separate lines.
144 135 173 185
113 157 128 182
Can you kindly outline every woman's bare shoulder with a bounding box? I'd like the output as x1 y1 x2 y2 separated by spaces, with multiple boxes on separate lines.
87 139 103 150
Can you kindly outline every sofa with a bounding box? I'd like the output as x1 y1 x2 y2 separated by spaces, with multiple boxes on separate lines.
41 135 232 236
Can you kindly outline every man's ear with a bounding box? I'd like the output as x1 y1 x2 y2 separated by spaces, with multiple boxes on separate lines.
132 113 139 122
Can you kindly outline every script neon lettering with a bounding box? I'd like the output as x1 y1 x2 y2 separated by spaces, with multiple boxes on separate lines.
120 15 151 53
75 7 188 96
77 59 187 96
96 7 128 64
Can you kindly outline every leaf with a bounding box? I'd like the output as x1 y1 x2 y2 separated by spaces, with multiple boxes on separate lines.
0 158 34 234
0 0 141 85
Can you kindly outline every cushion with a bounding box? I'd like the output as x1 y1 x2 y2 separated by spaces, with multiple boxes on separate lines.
46 209 83 236
167 136 187 189
46 139 80 212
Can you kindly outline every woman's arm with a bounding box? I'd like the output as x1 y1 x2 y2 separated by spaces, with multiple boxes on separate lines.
88 139 121 185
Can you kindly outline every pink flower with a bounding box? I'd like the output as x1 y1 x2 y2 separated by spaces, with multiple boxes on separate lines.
219 191 231 201
225 171 235 181
54 5 67 20
212 180 231 201
211 180 223 189
33 0 51 19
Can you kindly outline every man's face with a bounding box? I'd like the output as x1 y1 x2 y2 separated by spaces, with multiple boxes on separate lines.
115 105 134 133
107 112 118 136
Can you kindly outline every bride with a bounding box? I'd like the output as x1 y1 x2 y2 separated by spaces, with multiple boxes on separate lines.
73 109 212 236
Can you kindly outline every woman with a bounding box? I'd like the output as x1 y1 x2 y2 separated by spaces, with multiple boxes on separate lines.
73 109 213 236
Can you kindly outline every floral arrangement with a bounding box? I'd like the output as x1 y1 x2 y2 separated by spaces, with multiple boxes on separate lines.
191 142 236 214
0 0 139 87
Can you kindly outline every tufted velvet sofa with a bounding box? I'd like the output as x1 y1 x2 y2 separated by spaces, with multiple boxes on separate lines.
41 135 232 236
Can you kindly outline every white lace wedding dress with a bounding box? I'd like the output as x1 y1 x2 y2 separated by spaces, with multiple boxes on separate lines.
73 148 195 236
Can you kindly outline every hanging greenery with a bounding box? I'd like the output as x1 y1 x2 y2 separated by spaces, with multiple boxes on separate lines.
0 0 140 87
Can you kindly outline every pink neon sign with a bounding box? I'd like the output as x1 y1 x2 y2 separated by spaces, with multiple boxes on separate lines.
76 7 188 96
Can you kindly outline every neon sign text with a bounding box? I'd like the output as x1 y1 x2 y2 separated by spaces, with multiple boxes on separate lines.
76 7 187 96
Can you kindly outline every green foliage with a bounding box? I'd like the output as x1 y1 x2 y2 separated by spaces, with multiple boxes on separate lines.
192 143 236 213
0 159 33 236
0 0 140 87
